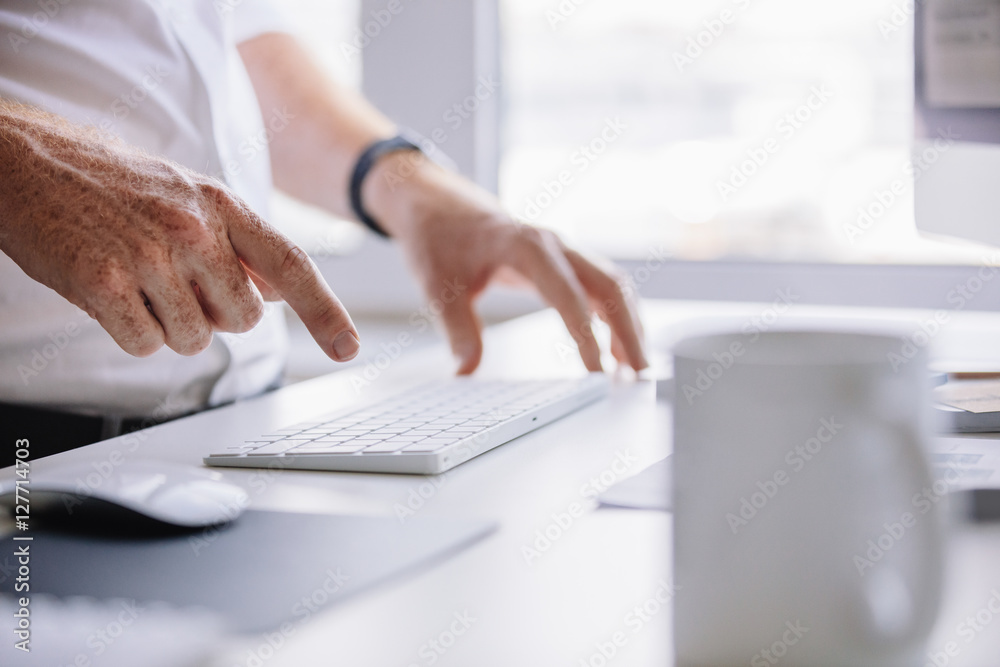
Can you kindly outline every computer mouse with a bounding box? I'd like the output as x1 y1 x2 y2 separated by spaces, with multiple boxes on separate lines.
0 460 248 534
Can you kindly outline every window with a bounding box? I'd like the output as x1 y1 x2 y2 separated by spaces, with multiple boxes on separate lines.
499 0 988 264
267 0 367 260
270 0 1000 315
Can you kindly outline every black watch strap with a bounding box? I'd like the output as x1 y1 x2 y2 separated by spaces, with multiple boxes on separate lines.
349 133 422 238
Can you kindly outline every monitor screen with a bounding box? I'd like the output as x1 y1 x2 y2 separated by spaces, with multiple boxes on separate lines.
915 0 1000 246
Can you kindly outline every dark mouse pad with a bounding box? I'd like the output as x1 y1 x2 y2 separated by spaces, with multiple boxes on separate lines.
1 510 494 633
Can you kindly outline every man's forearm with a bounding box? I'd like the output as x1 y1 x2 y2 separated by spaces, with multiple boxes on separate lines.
237 33 482 242
237 33 396 222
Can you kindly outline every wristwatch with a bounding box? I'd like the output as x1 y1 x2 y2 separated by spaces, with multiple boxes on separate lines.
348 131 426 238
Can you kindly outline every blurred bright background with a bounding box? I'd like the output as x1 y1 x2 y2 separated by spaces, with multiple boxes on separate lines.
277 0 990 274
499 0 991 264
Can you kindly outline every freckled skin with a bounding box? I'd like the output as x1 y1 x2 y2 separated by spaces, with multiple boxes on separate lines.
0 100 359 361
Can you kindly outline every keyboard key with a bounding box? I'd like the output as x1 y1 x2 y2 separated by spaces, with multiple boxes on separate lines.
369 427 410 435
246 439 312 455
303 435 356 444
427 419 464 427
296 440 354 449
347 437 384 445
252 434 293 443
381 410 416 418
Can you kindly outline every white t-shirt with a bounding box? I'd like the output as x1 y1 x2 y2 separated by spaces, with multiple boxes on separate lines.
0 0 293 418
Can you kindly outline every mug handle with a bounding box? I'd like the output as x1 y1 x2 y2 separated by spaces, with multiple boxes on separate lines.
857 423 945 652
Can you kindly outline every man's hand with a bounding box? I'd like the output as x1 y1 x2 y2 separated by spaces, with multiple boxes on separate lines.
365 158 648 374
238 33 648 375
0 102 360 361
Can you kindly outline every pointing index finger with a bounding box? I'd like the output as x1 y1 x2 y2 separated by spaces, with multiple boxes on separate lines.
225 202 360 362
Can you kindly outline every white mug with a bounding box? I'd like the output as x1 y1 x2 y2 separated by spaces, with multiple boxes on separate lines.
673 330 944 667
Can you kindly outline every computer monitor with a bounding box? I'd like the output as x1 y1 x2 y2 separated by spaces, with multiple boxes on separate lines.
915 0 1000 248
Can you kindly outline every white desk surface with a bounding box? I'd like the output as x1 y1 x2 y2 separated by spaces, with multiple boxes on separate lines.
6 299 1000 666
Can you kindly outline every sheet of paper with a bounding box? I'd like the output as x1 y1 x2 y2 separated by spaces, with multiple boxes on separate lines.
935 379 1000 413
597 446 1000 514
930 438 1000 489
599 456 672 511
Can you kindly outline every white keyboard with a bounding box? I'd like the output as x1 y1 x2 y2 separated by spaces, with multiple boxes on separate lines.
205 375 610 474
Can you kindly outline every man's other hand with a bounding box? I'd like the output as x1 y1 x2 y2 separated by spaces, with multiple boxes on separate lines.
365 155 649 375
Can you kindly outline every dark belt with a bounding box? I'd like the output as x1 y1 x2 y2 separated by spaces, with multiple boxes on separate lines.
0 401 169 465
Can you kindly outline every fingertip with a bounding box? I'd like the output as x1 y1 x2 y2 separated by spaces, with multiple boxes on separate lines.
127 336 164 359
627 342 650 372
439 295 483 375
609 317 648 373
584 354 604 373
332 330 361 362
453 339 482 375
633 351 650 372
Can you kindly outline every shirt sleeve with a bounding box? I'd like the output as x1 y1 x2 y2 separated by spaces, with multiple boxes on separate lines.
231 0 297 43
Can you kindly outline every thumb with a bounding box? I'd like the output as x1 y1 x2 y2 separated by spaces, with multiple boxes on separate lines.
440 296 483 375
